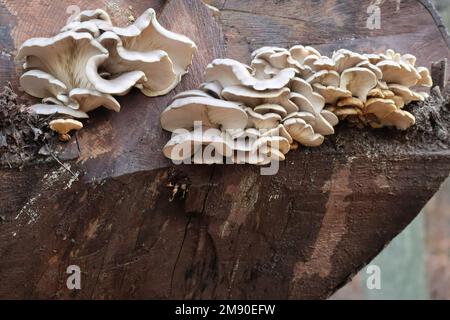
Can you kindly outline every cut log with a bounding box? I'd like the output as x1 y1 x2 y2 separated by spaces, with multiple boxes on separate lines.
0 0 449 299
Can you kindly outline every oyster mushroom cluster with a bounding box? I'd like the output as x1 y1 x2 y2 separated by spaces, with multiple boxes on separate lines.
17 8 196 140
160 54 339 164
251 47 433 130
161 46 432 165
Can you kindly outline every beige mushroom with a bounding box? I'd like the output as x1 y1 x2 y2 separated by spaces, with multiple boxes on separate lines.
205 58 296 91
160 96 248 132
221 85 298 114
340 67 378 102
49 119 83 141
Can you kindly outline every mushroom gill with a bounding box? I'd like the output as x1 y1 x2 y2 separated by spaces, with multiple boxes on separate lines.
17 7 196 140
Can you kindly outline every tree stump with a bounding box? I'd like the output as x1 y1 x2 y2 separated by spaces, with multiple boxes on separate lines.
0 0 449 299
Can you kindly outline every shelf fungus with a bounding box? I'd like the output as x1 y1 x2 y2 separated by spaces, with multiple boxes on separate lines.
17 7 196 140
161 58 338 165
161 47 432 165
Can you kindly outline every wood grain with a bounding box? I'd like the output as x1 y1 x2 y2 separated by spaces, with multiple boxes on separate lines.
0 0 449 299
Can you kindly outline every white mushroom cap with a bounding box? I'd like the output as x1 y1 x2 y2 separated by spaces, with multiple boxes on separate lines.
261 124 293 144
376 60 420 86
306 70 340 87
103 8 197 81
163 127 233 161
380 110 415 130
290 78 335 135
69 88 121 112
221 85 298 113
340 67 378 102
172 89 214 101
312 83 352 105
388 84 425 103
20 69 67 100
205 58 296 91
246 108 281 129
364 98 397 119
283 118 324 147
254 104 288 117
253 136 291 155
416 67 433 87
30 104 89 118
160 96 248 132
332 49 368 73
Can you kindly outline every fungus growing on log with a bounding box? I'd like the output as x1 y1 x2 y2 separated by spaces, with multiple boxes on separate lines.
161 46 432 164
17 7 196 140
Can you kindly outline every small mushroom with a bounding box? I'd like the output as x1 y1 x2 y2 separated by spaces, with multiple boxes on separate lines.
49 119 83 141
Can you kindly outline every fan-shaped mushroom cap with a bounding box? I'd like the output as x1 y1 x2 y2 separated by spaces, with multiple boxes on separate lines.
261 124 293 144
246 108 281 129
253 136 291 155
61 9 113 37
104 8 196 81
380 110 415 130
30 104 89 118
283 111 316 124
356 60 383 79
221 85 298 114
340 67 377 102
49 118 83 141
251 58 282 79
172 89 213 101
311 83 351 105
291 78 336 135
368 87 384 98
160 96 248 132
254 104 288 117
332 49 368 73
283 118 324 147
69 88 120 112
20 69 67 100
205 58 296 91
388 84 425 103
94 31 172 96
163 127 232 161
376 60 420 86
416 67 433 87
289 45 321 64
337 97 364 109
17 31 112 92
364 98 397 119
306 70 340 87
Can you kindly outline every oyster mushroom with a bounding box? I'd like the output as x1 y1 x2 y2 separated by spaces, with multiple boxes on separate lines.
221 86 298 114
205 58 296 91
17 31 123 117
49 119 83 141
340 67 378 102
93 8 197 96
160 96 248 132
163 127 232 162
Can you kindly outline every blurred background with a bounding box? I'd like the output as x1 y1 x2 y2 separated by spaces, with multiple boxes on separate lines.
332 0 450 300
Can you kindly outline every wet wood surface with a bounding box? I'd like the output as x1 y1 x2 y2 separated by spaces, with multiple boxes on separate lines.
0 0 449 299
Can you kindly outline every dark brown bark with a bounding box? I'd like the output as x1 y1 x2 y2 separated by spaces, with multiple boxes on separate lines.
0 0 449 299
